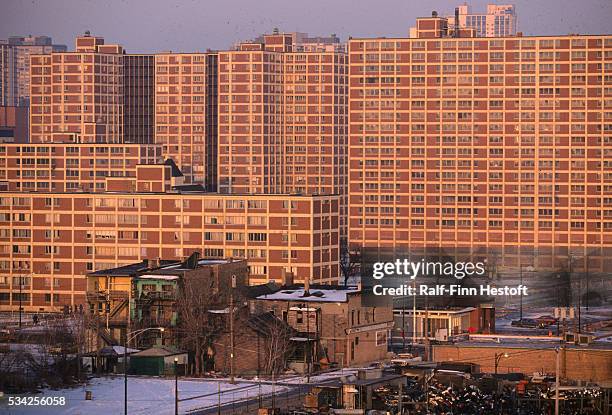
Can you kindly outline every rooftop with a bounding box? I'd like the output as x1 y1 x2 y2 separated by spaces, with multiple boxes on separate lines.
256 284 360 303
131 345 185 358
87 255 242 278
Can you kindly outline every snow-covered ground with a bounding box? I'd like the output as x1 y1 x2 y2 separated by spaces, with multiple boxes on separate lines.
0 369 359 415
0 376 288 415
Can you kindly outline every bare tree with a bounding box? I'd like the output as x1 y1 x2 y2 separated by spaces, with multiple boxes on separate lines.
175 278 225 376
248 313 295 376
340 240 361 286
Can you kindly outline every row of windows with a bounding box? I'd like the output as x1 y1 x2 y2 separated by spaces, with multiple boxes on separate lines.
354 38 612 51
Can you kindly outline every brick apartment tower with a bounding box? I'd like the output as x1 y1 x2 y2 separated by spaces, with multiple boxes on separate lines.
348 16 612 271
154 53 209 184
30 33 125 143
218 32 348 237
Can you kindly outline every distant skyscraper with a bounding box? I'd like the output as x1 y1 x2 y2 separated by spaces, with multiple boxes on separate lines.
446 4 517 38
0 35 66 107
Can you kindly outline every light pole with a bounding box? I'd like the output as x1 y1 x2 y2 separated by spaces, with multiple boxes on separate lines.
554 347 560 415
174 357 179 415
229 274 236 384
494 352 509 375
124 327 165 415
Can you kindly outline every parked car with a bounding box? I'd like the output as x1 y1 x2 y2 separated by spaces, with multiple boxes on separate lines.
535 315 557 326
511 318 541 328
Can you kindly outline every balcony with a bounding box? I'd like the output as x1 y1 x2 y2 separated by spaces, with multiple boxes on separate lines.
86 290 129 302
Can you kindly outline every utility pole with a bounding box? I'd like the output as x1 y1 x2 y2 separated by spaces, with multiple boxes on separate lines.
174 357 179 415
585 254 589 311
397 381 403 414
402 298 406 350
555 347 560 415
306 302 311 383
229 274 236 384
217 381 221 415
412 279 416 345
576 255 582 333
519 265 523 321
18 276 22 329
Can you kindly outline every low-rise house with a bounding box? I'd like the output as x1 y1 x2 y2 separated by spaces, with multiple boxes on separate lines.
249 282 394 370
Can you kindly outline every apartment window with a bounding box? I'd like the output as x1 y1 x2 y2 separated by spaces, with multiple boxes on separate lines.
248 233 267 242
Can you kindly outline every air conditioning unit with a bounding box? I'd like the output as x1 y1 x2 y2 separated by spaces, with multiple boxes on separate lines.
565 332 593 345
436 328 449 342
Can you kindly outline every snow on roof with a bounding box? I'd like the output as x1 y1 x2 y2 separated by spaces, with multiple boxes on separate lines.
256 287 359 303
138 274 179 280
197 259 230 265
112 346 140 355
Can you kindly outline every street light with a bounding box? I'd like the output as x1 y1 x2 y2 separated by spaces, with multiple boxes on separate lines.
17 273 33 329
494 352 509 375
124 327 165 415
174 357 179 415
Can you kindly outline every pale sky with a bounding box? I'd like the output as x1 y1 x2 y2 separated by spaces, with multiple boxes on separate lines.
1 0 611 53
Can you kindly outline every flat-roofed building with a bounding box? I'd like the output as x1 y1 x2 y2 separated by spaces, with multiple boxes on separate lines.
154 53 210 184
218 32 348 238
0 35 66 107
0 191 340 312
0 143 162 192
348 32 612 271
447 4 517 38
30 33 125 144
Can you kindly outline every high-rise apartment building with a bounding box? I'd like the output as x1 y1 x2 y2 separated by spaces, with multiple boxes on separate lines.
30 33 125 143
218 39 286 194
0 36 66 107
218 32 348 236
218 33 347 196
0 191 340 311
447 4 517 38
154 53 209 184
0 41 18 108
348 30 612 271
